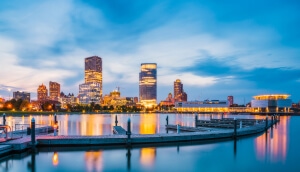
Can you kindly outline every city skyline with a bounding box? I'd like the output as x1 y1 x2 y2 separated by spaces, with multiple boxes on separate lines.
0 1 300 104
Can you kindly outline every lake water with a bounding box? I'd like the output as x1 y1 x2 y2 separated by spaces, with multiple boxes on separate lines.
1 113 299 172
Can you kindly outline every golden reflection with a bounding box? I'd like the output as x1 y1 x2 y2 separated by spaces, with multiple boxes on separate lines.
80 115 104 135
140 148 156 167
85 151 103 172
52 152 59 166
140 114 156 134
255 116 289 162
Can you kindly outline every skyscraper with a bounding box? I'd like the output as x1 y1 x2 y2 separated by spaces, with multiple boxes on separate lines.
139 63 157 107
174 79 187 102
49 81 60 100
79 56 103 104
37 84 48 101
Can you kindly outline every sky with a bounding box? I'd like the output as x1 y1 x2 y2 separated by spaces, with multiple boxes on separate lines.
0 0 300 104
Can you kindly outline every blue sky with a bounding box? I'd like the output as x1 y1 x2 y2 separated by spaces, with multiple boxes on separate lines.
0 0 299 104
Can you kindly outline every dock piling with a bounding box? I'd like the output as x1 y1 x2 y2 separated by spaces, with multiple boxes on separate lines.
115 115 118 126
177 124 180 134
3 113 6 125
126 118 131 144
195 114 198 127
31 118 36 147
166 116 169 125
265 117 268 131
234 118 237 138
54 114 57 124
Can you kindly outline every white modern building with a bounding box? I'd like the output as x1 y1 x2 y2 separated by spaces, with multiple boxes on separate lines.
251 94 292 112
175 100 229 112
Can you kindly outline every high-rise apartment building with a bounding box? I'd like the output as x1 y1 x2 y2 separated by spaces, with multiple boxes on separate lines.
49 81 60 100
174 79 187 102
79 56 103 104
37 84 48 101
139 63 157 107
13 91 30 102
227 96 234 106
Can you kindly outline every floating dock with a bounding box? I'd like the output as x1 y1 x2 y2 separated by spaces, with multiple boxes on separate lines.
0 117 278 156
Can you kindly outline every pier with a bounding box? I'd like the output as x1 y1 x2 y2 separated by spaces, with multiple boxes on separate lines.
0 115 279 156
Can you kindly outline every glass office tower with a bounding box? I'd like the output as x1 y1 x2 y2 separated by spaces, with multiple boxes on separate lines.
139 63 157 107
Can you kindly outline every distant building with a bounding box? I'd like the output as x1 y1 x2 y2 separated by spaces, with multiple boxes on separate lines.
175 100 228 112
174 79 187 102
79 56 103 104
227 96 234 107
13 91 30 102
85 56 102 97
59 93 79 108
37 84 48 101
139 63 157 108
103 89 137 108
159 93 175 109
251 94 292 112
49 81 60 100
79 82 101 104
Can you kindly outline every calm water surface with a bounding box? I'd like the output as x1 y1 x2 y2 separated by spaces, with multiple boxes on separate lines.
1 113 299 172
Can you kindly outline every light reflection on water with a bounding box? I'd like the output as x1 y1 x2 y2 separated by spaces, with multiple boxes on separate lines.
1 114 298 172
255 116 289 163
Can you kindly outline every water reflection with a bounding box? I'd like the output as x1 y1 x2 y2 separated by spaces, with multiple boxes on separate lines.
255 116 289 162
140 148 156 167
85 151 103 172
140 114 157 134
52 152 59 166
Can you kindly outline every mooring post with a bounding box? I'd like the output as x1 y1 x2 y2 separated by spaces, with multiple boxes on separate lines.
31 118 36 147
126 118 131 144
115 115 118 126
3 113 6 125
54 114 57 124
166 115 169 125
271 115 274 125
54 124 58 136
234 118 237 138
177 124 180 134
239 120 242 129
195 114 198 127
265 117 268 130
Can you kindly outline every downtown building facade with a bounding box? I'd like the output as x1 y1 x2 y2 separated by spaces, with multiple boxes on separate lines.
13 91 31 102
139 63 157 108
49 81 60 100
174 79 187 102
37 84 48 101
79 56 102 104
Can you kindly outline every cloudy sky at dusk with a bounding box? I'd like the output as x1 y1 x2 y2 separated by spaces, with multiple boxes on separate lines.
0 0 300 104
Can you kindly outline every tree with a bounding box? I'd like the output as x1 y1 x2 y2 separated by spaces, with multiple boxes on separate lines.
20 100 29 111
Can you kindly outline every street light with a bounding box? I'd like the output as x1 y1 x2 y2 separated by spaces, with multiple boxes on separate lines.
7 88 11 100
